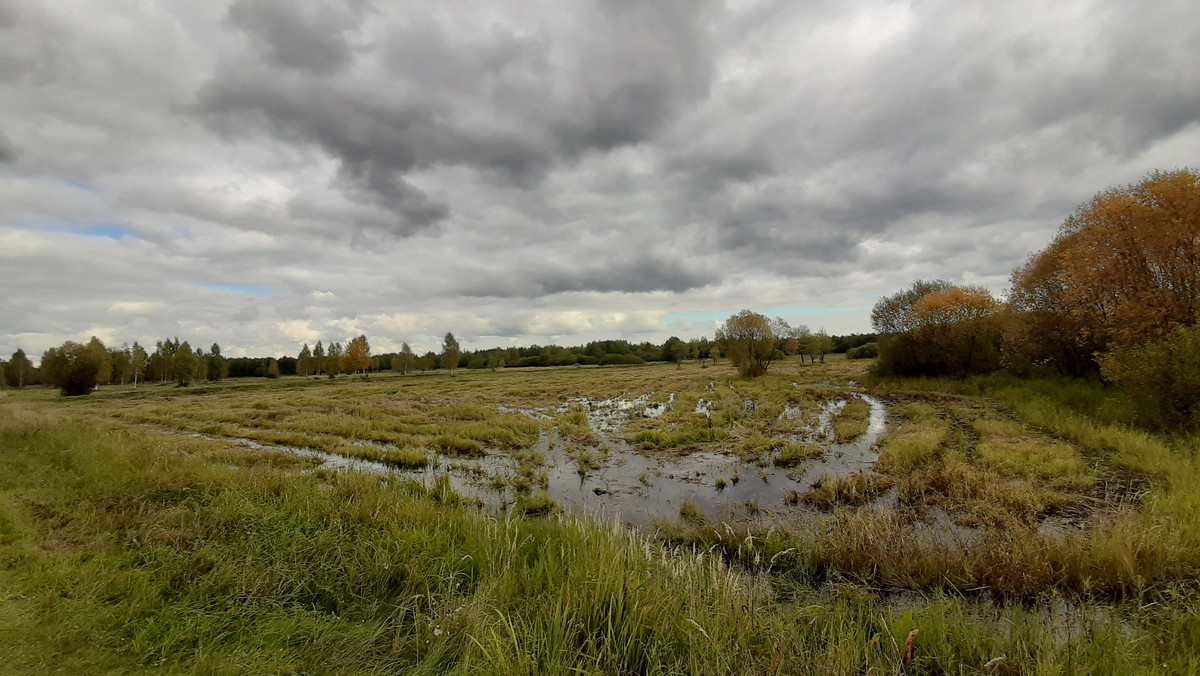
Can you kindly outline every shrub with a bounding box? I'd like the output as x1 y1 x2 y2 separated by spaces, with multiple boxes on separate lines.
845 342 878 359
1099 325 1200 429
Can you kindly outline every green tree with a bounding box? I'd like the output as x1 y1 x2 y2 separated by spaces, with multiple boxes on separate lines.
43 341 104 396
5 349 34 388
312 341 325 376
173 341 196 386
442 333 460 375
715 310 788 377
393 342 414 375
661 336 687 365
297 343 313 377
131 342 148 387
85 337 112 387
810 330 835 363
207 343 228 382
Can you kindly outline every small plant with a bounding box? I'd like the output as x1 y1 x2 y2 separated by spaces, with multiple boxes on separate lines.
715 477 727 490
514 491 560 517
678 500 706 523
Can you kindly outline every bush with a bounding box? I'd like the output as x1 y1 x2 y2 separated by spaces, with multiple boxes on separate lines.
1099 325 1200 429
846 342 878 359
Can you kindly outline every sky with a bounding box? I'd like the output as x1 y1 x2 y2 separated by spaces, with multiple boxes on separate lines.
2 0 1198 359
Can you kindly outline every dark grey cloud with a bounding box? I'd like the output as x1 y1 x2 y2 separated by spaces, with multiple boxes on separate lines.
227 0 367 74
195 0 718 235
456 252 717 298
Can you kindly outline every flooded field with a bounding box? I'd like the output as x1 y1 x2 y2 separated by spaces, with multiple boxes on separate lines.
64 358 1128 551
223 391 889 526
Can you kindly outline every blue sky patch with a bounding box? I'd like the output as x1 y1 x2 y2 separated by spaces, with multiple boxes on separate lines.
9 220 133 239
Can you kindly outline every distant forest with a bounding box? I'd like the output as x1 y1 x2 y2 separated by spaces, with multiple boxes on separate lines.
0 330 877 394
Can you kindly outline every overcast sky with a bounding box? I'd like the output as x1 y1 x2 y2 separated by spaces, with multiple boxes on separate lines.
2 0 1198 359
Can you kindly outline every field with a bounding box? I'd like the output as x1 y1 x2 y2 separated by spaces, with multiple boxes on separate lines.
2 359 1199 673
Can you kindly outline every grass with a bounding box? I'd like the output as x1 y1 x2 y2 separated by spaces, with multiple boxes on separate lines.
801 472 895 509
3 359 1200 671
773 442 824 467
833 398 871 441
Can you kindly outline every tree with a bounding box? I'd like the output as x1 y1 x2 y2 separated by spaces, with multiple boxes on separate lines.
442 333 460 375
266 359 280 379
207 343 228 382
42 341 106 396
111 346 132 385
1099 325 1200 430
5 349 34 388
312 341 325 376
173 341 196 386
661 336 687 365
1008 169 1200 374
809 330 835 363
346 334 371 374
715 310 788 377
131 342 148 387
326 342 344 376
297 344 313 377
393 342 414 375
872 283 1004 376
870 280 952 334
83 337 111 387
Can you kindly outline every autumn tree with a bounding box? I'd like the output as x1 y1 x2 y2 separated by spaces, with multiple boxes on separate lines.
873 283 1003 376
346 334 371 374
716 310 788 376
266 358 281 379
442 333 460 375
1008 169 1200 373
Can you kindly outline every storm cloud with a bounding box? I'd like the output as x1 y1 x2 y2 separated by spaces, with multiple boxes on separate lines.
2 0 1198 358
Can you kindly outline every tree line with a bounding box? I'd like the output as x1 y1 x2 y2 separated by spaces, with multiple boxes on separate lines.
868 169 1199 429
3 325 875 396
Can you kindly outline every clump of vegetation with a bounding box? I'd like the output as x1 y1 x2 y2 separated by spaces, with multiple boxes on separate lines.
566 444 607 476
678 500 706 524
513 491 559 516
629 423 727 450
1099 325 1200 430
802 472 895 509
832 398 871 441
435 435 485 457
773 442 822 467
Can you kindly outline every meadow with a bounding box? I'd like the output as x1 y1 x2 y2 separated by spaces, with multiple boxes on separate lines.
1 358 1198 673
